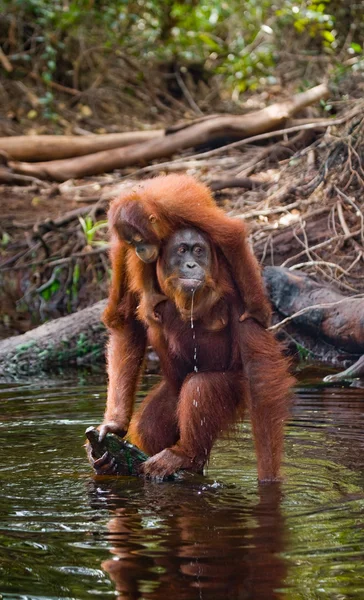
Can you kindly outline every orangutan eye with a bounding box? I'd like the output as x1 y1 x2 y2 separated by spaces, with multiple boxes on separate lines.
133 234 143 243
177 245 187 255
194 246 203 256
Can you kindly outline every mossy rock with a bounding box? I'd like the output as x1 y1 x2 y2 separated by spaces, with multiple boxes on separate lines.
85 426 148 476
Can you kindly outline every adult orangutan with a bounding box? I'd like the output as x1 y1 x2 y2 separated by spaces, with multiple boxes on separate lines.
90 217 294 481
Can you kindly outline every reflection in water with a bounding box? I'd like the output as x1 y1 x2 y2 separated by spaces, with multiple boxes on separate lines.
1 374 364 599
89 479 286 600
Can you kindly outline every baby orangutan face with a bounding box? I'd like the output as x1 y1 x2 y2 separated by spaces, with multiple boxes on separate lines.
118 222 159 264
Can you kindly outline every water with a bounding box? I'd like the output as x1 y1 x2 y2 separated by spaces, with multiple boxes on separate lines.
190 290 198 374
1 372 364 599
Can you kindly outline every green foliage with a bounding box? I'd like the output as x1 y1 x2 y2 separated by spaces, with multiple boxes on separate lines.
37 267 61 301
1 232 11 248
78 216 108 246
296 343 314 362
277 0 336 48
68 262 81 307
1 0 362 96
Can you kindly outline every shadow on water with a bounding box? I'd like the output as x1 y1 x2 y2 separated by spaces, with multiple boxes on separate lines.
0 372 364 599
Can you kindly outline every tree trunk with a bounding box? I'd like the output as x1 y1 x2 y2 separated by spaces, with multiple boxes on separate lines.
0 300 107 377
0 131 164 162
264 266 364 353
323 355 364 382
9 84 329 181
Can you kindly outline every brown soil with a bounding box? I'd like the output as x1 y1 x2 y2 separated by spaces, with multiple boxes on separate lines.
0 185 83 224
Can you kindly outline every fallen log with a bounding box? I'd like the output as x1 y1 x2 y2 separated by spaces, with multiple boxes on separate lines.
9 83 329 181
264 266 364 354
0 130 164 162
323 355 364 382
209 177 266 191
0 300 107 377
0 167 47 186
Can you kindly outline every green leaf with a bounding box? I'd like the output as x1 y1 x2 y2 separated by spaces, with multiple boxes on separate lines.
88 220 108 235
198 33 221 52
78 216 87 235
50 280 60 295
72 263 80 285
322 30 335 43
1 232 10 247
41 72 52 83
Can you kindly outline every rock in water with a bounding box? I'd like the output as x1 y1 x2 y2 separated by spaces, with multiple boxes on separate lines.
85 426 148 476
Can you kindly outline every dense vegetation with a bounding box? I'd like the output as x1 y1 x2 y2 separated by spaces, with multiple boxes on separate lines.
0 1 363 124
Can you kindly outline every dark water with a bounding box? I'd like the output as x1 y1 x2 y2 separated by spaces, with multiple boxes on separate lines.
1 373 364 600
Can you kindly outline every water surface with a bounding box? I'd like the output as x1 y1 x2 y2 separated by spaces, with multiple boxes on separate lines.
1 373 364 599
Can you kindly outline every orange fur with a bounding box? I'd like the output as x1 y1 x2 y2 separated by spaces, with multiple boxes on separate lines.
101 196 294 480
107 174 272 328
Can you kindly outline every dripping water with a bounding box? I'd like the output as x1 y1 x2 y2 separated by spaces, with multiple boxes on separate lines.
190 289 198 374
190 289 201 412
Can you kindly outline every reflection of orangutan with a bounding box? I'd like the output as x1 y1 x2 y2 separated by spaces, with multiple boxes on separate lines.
90 479 286 600
89 176 294 481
